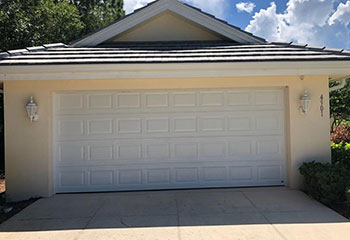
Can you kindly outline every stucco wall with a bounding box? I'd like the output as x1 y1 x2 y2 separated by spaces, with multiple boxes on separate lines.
4 75 331 201
108 11 224 42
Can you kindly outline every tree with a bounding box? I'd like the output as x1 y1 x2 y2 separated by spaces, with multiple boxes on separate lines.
0 0 84 51
66 0 125 36
330 79 350 131
0 0 125 51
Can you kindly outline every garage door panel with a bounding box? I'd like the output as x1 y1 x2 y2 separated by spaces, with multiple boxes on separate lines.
56 93 84 111
87 119 113 135
89 170 114 186
173 92 197 107
88 145 114 161
230 167 253 181
56 161 284 191
56 136 283 165
116 118 142 133
175 168 199 183
87 93 114 109
54 88 286 193
200 91 224 107
116 93 141 109
58 144 85 163
56 115 283 141
55 89 284 115
257 166 283 182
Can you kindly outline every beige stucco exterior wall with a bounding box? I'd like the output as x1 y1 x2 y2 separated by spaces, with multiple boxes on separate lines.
108 11 224 42
4 75 331 201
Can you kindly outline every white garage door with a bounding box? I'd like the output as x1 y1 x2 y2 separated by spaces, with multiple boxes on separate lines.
54 88 286 193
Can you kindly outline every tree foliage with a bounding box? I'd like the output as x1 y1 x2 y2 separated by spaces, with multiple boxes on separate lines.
0 0 124 51
66 0 124 35
330 79 350 130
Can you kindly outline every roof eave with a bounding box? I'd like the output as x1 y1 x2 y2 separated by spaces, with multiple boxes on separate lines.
1 60 349 81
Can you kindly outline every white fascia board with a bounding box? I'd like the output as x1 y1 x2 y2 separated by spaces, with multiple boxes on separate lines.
72 0 263 47
1 61 350 81
73 3 169 47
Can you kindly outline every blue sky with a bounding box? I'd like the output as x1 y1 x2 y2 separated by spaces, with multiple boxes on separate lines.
123 0 350 49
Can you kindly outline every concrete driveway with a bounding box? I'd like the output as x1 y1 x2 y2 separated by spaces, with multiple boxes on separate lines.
0 187 349 240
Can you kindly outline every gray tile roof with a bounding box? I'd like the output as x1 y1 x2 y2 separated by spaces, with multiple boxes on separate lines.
1 41 350 65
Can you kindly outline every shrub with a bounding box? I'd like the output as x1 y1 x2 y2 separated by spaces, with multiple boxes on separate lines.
331 122 350 144
331 142 350 169
299 161 350 205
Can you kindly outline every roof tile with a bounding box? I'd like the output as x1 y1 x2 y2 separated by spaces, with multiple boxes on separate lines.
1 42 350 65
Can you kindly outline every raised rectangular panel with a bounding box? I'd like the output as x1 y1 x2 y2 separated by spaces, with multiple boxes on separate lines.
58 120 84 136
200 92 224 106
174 118 197 132
230 167 252 180
255 91 279 106
200 142 225 157
145 93 169 107
119 170 142 184
117 119 141 133
174 143 197 158
90 171 113 185
200 117 224 132
59 172 84 186
227 91 250 106
147 169 170 184
228 117 251 131
89 145 113 161
54 88 286 192
175 168 198 183
146 143 170 158
257 140 280 155
228 141 252 156
118 145 142 160
59 145 84 163
146 118 169 133
117 93 140 108
256 116 280 130
173 92 196 107
88 94 112 109
88 119 113 135
57 94 83 110
258 166 281 180
203 167 227 181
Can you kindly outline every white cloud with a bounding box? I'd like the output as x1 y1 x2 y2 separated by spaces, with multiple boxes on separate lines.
329 1 350 25
123 0 155 14
236 2 256 14
245 0 350 49
123 0 228 19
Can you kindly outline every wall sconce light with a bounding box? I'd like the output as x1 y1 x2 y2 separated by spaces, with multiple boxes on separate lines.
300 91 311 114
26 96 38 122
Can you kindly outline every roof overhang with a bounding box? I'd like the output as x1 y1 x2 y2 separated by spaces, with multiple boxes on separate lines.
72 0 265 47
1 61 350 81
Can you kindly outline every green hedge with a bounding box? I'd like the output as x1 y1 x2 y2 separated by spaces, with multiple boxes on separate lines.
331 142 350 169
299 161 350 205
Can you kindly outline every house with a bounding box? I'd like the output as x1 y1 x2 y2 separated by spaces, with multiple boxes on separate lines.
0 0 349 201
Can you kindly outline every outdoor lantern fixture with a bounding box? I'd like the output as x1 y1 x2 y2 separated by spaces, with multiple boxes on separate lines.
26 96 38 122
300 91 311 114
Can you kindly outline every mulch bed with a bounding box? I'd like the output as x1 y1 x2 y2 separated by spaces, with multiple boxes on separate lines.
0 172 4 194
